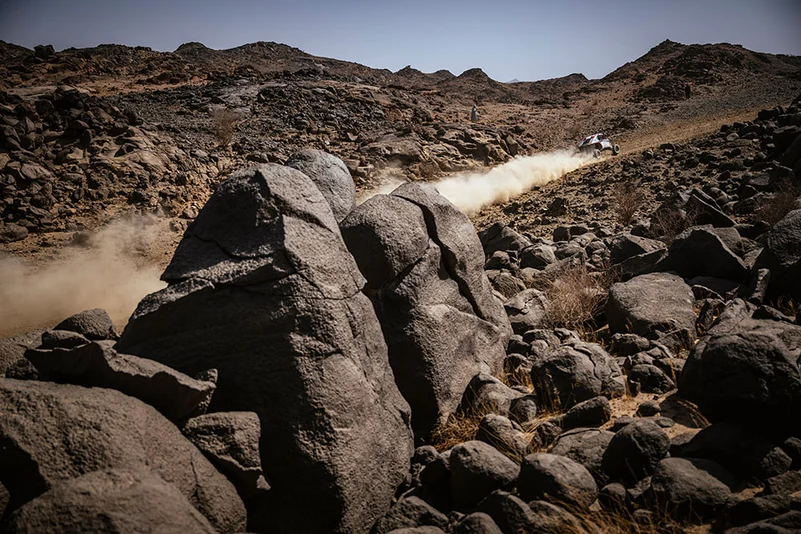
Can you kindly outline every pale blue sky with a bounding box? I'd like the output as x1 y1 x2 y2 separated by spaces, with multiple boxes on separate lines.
1 0 799 81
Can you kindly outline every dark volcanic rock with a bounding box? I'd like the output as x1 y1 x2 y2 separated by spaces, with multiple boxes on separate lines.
0 379 245 532
2 469 217 534
679 329 801 434
550 427 615 485
530 341 625 410
182 411 270 500
649 457 735 521
606 272 697 351
54 308 118 340
517 453 598 509
754 209 801 302
476 491 588 534
559 396 612 430
668 226 749 282
372 496 450 534
449 441 519 509
286 149 356 222
602 419 670 485
25 340 216 422
341 183 511 440
117 164 413 534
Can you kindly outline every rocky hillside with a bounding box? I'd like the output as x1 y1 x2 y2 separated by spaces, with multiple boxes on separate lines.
1 38 799 251
1 97 801 532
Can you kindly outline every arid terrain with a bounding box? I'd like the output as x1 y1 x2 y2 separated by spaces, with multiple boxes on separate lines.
1 37 801 534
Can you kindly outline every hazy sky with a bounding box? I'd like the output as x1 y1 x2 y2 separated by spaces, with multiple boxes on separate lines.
1 0 800 82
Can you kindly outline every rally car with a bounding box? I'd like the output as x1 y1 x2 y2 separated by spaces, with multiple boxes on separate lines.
578 133 620 157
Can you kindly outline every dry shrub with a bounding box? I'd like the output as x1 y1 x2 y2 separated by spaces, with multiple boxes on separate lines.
649 207 692 246
429 403 494 453
612 181 646 226
561 506 681 534
757 179 801 226
542 263 611 334
212 108 240 147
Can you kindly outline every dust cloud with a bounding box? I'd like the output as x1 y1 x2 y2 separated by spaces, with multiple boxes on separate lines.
358 150 592 214
0 216 167 339
434 150 591 214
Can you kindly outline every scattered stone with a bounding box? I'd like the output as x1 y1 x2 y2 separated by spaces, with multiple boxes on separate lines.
475 414 529 459
650 457 735 521
517 453 598 509
530 341 625 410
550 428 615 485
602 419 670 485
54 308 118 340
372 496 450 534
449 441 519 509
559 396 612 430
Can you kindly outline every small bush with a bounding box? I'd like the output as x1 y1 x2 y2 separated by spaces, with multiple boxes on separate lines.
649 207 692 246
756 179 801 226
542 263 610 334
212 108 240 147
612 181 646 226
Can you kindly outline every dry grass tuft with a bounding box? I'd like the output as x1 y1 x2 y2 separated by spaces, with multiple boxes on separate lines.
429 404 494 453
212 108 240 147
542 263 612 335
757 179 801 226
649 207 693 246
612 181 646 226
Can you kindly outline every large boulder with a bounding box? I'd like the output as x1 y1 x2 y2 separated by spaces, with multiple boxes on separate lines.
0 379 245 532
530 341 625 410
679 329 801 434
754 209 801 302
667 226 749 282
286 149 356 222
2 469 217 534
25 341 215 422
679 423 793 481
649 457 735 522
341 183 511 439
117 164 413 534
606 272 697 351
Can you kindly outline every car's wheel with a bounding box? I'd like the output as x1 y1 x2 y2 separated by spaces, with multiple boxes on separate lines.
612 144 620 155
593 148 601 158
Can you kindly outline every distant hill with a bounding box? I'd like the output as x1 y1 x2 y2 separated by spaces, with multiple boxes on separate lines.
1 38 798 102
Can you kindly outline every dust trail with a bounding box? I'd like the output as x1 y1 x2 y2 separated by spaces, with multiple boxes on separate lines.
434 150 592 214
356 166 406 204
358 150 592 214
0 216 167 338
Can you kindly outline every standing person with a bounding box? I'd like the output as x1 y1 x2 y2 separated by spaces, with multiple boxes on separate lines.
685 84 691 100
471 104 478 122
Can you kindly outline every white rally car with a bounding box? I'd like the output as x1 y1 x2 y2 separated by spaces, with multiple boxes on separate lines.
578 133 620 157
